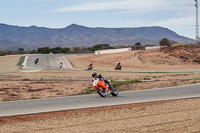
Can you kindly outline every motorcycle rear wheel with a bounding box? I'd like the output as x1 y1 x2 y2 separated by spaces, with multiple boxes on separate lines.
96 87 106 97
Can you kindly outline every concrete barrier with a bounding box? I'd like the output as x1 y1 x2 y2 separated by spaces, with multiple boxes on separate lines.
95 48 131 55
145 46 166 50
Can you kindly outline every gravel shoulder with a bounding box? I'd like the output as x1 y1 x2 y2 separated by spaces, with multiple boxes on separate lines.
1 98 200 132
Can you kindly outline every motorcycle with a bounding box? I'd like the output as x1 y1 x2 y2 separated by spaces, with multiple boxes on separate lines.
57 65 62 69
57 63 62 69
35 60 38 65
92 78 118 97
114 65 122 70
86 65 92 70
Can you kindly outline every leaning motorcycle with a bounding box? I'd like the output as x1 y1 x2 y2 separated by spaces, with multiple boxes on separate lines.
114 65 121 70
92 78 118 97
86 65 92 70
35 60 38 65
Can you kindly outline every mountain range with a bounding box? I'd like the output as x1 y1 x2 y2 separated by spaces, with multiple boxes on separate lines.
0 23 195 51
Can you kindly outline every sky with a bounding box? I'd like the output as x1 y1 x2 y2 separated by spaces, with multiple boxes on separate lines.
0 0 198 39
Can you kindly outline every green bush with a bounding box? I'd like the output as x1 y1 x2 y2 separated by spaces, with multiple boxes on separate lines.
111 79 141 88
78 87 96 95
0 52 5 56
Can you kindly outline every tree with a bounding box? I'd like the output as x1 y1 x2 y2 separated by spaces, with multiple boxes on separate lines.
59 47 70 53
18 48 24 54
89 44 114 51
0 52 5 56
51 47 62 53
135 42 141 47
159 38 170 47
134 42 142 50
37 47 50 54
73 47 81 53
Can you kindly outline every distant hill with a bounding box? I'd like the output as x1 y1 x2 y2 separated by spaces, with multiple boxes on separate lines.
0 23 195 50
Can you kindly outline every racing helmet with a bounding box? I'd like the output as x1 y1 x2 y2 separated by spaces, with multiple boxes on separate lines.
92 71 97 78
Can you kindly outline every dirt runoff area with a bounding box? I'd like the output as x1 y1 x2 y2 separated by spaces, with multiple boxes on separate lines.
1 70 200 101
0 55 23 72
66 47 200 71
1 98 200 133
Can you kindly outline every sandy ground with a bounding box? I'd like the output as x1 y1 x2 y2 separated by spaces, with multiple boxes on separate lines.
1 98 200 133
66 50 200 70
0 80 91 101
0 55 22 72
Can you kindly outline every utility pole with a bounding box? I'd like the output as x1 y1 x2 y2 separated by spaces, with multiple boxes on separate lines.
117 29 121 47
128 35 130 46
195 0 199 44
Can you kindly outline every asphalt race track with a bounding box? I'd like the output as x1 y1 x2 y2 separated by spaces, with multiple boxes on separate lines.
23 54 73 70
0 83 200 117
20 54 200 73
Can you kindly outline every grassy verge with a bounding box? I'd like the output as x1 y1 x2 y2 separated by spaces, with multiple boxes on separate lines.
78 79 142 95
17 56 25 66
191 81 200 84
78 87 96 95
111 79 142 88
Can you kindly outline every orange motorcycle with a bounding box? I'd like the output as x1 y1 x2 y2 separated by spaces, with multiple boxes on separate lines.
92 78 118 97
115 65 122 70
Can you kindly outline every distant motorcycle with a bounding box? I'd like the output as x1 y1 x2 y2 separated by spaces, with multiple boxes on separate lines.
86 63 93 70
86 65 92 70
35 58 39 65
114 65 122 70
57 62 63 69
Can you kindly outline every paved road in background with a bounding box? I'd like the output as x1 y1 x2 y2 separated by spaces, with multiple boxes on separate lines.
0 83 200 117
23 54 73 70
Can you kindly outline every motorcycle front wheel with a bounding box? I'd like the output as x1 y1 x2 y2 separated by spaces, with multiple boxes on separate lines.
111 87 118 97
96 86 106 97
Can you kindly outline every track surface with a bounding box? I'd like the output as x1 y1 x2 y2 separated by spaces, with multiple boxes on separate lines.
0 83 200 117
23 54 73 70
22 54 200 73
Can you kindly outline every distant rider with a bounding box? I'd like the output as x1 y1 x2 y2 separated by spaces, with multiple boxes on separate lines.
87 63 93 70
35 58 39 64
57 62 63 69
115 62 122 70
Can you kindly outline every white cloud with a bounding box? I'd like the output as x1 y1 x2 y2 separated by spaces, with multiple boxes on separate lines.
124 21 132 24
147 16 196 38
51 0 194 13
148 16 195 29
123 16 195 28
